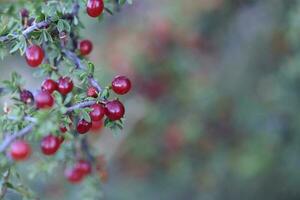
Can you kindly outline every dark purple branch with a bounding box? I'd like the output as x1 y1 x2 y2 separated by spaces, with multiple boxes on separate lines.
0 123 35 153
63 49 83 69
7 115 37 123
0 1 79 43
88 76 102 92
66 100 96 113
63 49 102 92
0 1 105 154
0 20 50 42
81 137 96 163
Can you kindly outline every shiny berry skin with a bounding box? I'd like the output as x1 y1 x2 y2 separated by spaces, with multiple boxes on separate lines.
25 45 44 67
75 160 92 176
87 86 98 98
89 104 105 121
40 135 60 155
105 100 125 121
79 40 93 56
86 0 104 18
64 168 84 184
35 91 54 109
10 140 31 161
58 77 74 95
77 119 92 134
91 120 103 132
41 79 58 94
20 89 34 104
111 76 131 95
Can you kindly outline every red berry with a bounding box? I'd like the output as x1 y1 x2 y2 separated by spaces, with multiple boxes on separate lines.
64 167 84 184
77 119 92 134
58 77 74 95
87 86 98 98
89 104 105 121
86 0 104 18
105 100 125 121
111 76 131 95
91 120 103 132
79 40 93 56
41 79 58 94
75 160 92 176
25 45 44 67
35 90 54 109
40 135 60 155
10 140 31 161
59 125 68 133
20 89 34 104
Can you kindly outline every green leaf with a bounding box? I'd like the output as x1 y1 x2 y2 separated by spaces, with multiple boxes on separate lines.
57 20 64 32
87 62 95 74
9 41 21 54
100 87 110 99
81 109 91 122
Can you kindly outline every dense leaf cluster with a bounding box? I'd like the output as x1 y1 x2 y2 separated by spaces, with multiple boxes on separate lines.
0 0 132 199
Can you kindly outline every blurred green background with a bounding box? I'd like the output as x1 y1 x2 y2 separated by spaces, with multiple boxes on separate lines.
3 0 300 199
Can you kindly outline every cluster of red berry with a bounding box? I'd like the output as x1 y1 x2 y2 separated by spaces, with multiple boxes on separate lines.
11 69 130 179
6 0 131 184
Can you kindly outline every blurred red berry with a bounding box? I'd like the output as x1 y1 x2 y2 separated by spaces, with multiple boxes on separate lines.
80 40 93 55
87 86 98 98
41 79 58 94
111 75 131 95
89 104 105 121
60 125 68 133
35 90 54 109
20 89 34 104
90 120 103 133
87 0 104 18
75 160 92 176
40 135 60 155
25 45 44 67
58 77 73 95
10 140 31 161
64 167 84 184
105 100 125 121
77 119 92 134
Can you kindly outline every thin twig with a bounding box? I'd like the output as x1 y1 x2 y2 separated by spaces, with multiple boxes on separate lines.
0 123 35 153
0 20 50 42
88 76 102 93
81 137 96 163
66 100 96 113
63 49 102 92
62 49 83 69
0 99 101 153
6 115 37 123
0 0 105 155
0 168 10 200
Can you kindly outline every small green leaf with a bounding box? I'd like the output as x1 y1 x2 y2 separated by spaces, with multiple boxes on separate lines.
81 109 91 122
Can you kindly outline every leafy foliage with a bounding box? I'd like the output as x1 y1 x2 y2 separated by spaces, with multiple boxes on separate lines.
0 0 132 199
